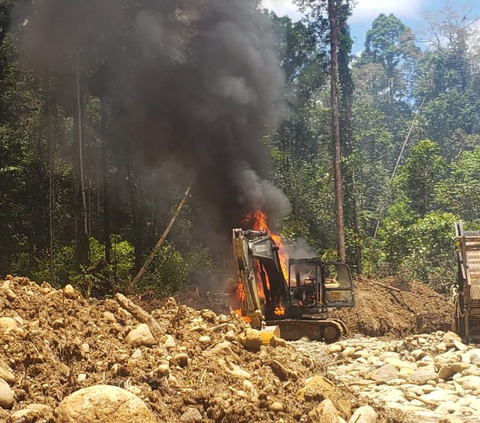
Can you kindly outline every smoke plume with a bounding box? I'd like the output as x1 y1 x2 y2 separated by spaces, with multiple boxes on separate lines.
14 0 289 231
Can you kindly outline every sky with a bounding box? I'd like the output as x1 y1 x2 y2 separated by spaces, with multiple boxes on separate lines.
261 0 480 54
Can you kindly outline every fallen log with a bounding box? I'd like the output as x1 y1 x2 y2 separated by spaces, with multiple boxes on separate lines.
115 293 164 339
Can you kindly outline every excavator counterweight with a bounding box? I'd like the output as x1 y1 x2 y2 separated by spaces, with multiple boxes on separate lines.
232 228 355 343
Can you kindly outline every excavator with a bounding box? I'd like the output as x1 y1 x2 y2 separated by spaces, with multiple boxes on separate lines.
453 221 480 342
233 227 355 343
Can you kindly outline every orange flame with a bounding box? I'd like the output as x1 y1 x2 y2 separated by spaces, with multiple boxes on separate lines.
234 211 289 322
233 279 251 323
274 298 285 315
245 211 289 280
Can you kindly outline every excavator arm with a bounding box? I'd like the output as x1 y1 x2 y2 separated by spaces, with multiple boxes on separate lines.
232 229 264 328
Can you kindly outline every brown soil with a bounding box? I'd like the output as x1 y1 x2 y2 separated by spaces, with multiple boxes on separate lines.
331 276 454 337
0 275 409 423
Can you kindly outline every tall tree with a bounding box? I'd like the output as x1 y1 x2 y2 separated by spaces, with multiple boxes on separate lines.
328 0 346 261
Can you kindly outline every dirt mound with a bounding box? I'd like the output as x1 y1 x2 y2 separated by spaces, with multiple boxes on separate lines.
332 276 454 337
0 276 406 423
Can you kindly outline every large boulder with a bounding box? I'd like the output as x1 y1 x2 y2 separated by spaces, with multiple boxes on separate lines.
57 385 157 423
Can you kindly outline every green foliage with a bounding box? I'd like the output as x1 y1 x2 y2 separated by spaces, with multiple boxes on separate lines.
396 140 447 216
137 241 216 297
364 14 418 74
368 212 457 289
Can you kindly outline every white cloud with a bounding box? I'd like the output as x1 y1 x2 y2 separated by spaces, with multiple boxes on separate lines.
261 0 428 23
260 0 302 21
351 0 427 23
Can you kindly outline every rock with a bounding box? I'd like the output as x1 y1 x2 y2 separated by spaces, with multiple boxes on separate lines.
271 360 290 381
0 317 19 333
153 364 170 378
468 398 480 412
369 365 399 383
453 340 468 351
172 353 189 368
269 402 284 412
125 324 156 348
0 360 15 385
220 360 250 379
307 399 339 423
240 329 262 351
200 309 217 323
436 343 448 352
411 349 425 360
328 344 343 354
0 379 13 409
420 389 458 403
163 334 176 350
297 375 344 407
27 404 52 413
349 405 377 423
383 357 416 370
270 336 287 348
57 385 157 423
10 409 42 422
64 284 78 299
438 362 469 380
342 347 356 357
198 335 211 346
180 407 203 423
462 349 480 364
5 289 17 301
443 332 461 342
462 375 480 391
103 312 116 323
408 368 439 385
225 330 237 342
131 349 143 360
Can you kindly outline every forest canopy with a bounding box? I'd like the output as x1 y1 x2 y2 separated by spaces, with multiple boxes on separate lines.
0 0 479 295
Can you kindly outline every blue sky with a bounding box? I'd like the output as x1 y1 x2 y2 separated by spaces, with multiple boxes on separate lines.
261 0 480 54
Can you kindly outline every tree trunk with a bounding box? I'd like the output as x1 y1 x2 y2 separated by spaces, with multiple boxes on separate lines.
126 154 142 272
48 97 55 284
329 0 346 262
352 167 362 274
100 98 111 264
73 51 90 267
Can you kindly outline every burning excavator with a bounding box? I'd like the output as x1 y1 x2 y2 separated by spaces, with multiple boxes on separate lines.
233 212 355 343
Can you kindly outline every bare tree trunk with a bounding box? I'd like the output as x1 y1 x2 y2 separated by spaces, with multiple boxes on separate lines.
329 0 346 262
48 98 55 285
126 154 142 272
100 98 111 264
352 167 362 274
129 183 192 292
74 51 90 266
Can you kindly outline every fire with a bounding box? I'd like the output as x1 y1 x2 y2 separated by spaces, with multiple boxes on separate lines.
245 211 289 280
274 298 285 315
233 279 251 323
233 211 289 323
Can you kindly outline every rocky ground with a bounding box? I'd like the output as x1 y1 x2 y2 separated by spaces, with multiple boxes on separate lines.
294 332 480 422
0 274 462 422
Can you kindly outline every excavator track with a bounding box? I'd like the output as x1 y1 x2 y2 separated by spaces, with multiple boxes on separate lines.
267 318 346 343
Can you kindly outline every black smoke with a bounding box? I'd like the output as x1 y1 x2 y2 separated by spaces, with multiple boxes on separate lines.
13 0 289 231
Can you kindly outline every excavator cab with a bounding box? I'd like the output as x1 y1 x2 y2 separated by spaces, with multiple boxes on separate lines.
289 259 355 311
